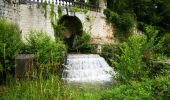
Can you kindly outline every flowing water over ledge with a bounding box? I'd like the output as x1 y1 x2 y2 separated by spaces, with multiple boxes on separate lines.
62 54 115 84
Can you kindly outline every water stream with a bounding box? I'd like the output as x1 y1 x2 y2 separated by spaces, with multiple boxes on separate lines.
62 54 115 84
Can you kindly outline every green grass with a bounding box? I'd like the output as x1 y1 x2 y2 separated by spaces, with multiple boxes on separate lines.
0 76 109 100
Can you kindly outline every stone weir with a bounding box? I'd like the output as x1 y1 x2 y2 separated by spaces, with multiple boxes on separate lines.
62 54 115 84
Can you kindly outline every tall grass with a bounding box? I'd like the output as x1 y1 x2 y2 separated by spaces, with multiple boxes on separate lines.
0 76 107 100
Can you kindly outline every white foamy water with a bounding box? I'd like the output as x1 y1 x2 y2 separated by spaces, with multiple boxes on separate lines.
62 54 115 83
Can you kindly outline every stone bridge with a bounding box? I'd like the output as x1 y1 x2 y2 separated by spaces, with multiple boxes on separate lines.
0 0 114 44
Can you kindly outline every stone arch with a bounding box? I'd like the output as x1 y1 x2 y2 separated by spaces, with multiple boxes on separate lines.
59 15 83 48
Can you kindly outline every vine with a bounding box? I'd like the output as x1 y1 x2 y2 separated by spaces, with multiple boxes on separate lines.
50 4 65 39
68 6 88 16
41 0 48 18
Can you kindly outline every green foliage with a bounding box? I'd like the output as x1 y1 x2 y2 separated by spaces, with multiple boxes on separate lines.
104 9 135 41
0 19 21 82
71 31 93 53
104 9 120 24
107 0 114 10
112 25 168 81
107 0 130 14
142 25 159 59
58 6 62 19
53 24 65 39
137 23 168 58
50 5 65 39
103 58 170 99
152 75 170 99
88 0 98 5
41 1 48 18
129 0 170 29
102 23 170 99
50 4 55 24
22 30 66 77
139 25 170 78
156 33 170 56
101 44 120 65
107 0 170 33
101 23 167 82
101 80 152 100
68 6 88 14
101 76 170 99
147 54 169 77
114 35 147 81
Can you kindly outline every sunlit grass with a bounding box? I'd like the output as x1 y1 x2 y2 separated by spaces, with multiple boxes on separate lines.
0 76 110 100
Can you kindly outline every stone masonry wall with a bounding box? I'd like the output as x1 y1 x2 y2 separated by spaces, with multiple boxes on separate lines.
0 1 115 44
19 4 55 41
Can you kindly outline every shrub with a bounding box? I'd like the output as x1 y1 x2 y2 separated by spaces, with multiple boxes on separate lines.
101 76 170 100
0 19 22 83
101 44 120 65
105 24 168 82
21 30 66 77
101 80 152 100
139 25 159 60
71 31 93 53
152 76 170 99
156 33 170 56
139 25 170 78
113 34 147 81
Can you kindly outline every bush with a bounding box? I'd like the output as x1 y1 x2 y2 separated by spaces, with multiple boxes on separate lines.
0 19 22 83
101 80 152 100
69 31 93 53
102 65 170 99
113 34 147 81
152 76 170 99
106 24 168 82
139 25 159 60
101 44 120 65
139 25 170 78
156 33 170 56
101 76 170 100
21 30 66 77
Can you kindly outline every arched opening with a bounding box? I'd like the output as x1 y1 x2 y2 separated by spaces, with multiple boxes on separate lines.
59 15 83 49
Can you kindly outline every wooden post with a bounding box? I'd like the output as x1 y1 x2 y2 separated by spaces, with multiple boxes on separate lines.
15 54 35 80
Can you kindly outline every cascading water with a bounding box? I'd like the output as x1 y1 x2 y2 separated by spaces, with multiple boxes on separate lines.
62 54 115 84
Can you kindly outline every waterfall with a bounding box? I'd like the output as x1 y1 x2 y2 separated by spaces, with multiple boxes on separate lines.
62 54 115 83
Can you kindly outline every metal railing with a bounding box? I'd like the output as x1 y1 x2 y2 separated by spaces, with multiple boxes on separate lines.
23 0 100 12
